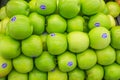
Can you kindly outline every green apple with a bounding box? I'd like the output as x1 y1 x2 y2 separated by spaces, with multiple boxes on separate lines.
104 63 120 80
96 46 116 65
7 15 33 40
57 51 77 72
0 22 1 33
48 67 68 80
0 6 7 20
77 49 97 69
46 14 67 33
40 32 48 51
101 5 110 15
47 33 67 55
29 0 36 12
67 16 84 32
6 0 29 17
35 51 56 72
107 15 116 27
58 0 80 18
0 56 12 78
0 77 6 80
35 0 56 15
29 12 45 35
67 31 89 53
106 1 120 17
88 13 111 30
1 17 10 34
111 27 120 49
88 27 111 49
81 0 105 15
116 50 120 64
8 70 28 80
86 64 104 80
68 68 85 80
22 35 43 58
29 68 47 80
0 35 20 59
13 54 33 73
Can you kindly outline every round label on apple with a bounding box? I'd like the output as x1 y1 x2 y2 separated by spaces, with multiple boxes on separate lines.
11 16 16 22
67 61 73 66
40 5 46 10
95 22 100 27
50 33 55 37
102 33 107 38
2 63 7 68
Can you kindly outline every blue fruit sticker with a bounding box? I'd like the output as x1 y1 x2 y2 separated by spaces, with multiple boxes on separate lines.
102 33 107 38
68 61 73 66
11 16 16 22
2 63 7 68
50 33 55 37
95 22 100 27
40 5 46 10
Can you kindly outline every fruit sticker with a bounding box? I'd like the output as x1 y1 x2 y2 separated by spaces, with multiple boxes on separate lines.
95 22 100 27
50 33 55 36
40 5 46 10
68 62 73 66
2 63 7 68
11 16 16 22
102 33 107 38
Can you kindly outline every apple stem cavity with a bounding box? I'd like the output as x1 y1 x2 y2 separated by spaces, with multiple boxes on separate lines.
2 63 7 68
50 33 55 37
51 68 55 72
102 33 107 38
95 22 100 27
40 5 46 10
68 61 73 66
11 16 16 22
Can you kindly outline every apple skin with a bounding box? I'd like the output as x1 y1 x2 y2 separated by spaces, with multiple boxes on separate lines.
48 67 68 80
57 51 77 72
6 0 29 18
77 49 97 70
86 64 104 80
67 31 89 53
29 12 45 35
104 63 120 80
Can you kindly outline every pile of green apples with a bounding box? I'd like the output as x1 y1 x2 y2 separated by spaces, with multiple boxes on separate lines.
0 0 120 80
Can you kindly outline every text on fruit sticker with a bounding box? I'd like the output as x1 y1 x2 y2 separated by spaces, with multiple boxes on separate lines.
2 63 7 68
40 5 46 10
68 61 73 66
102 33 107 38
11 16 16 22
95 22 100 27
50 33 55 36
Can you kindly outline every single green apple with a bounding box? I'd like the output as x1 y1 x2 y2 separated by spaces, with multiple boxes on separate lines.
67 31 89 53
35 51 56 72
68 68 85 80
57 51 77 72
0 56 12 78
13 54 33 73
86 64 104 80
77 49 97 69
8 70 28 80
48 67 68 80
22 35 43 58
47 33 67 55
46 14 67 33
29 68 47 80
